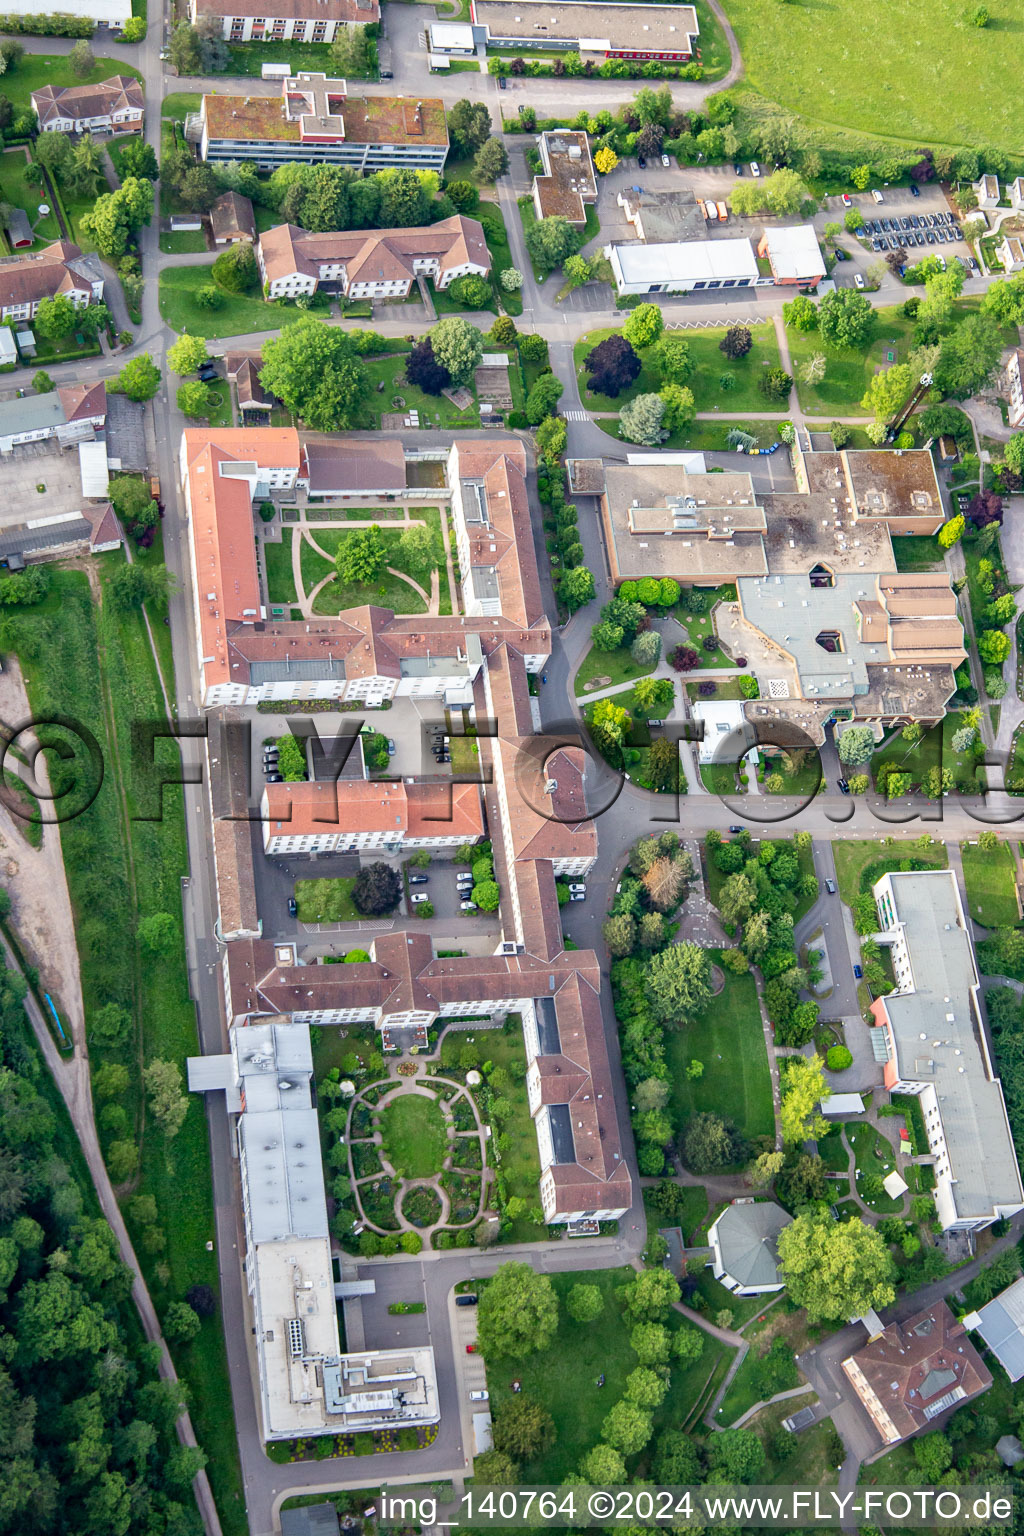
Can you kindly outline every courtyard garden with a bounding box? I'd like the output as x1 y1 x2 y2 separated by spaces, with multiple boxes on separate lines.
380 1093 448 1180
960 838 1020 929
295 510 451 617
667 955 775 1152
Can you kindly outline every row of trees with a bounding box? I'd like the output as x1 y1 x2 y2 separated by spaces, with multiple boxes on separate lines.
0 949 209 1534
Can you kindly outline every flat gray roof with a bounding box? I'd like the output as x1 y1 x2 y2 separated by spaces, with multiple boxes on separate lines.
238 1106 329 1245
473 0 699 50
249 659 347 683
0 391 65 438
878 870 1023 1222
973 1277 1024 1381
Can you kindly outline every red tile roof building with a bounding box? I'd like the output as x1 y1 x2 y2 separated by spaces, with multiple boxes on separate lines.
189 0 378 43
843 1302 992 1446
31 74 143 134
258 215 489 300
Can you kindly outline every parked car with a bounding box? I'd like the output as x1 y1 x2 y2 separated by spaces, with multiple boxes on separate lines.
926 230 936 244
569 892 586 901
871 188 883 202
456 1294 478 1307
498 74 506 88
728 825 744 834
411 893 429 905
825 879 836 894
409 875 429 885
854 963 864 979
465 1345 477 1354
287 898 298 917
750 161 761 177
637 155 647 168
460 900 477 912
469 1389 488 1401
456 873 474 886
569 883 587 894
661 153 670 167
387 739 396 755
910 181 920 196
841 193 852 207
854 273 865 289
266 771 283 783
733 162 744 175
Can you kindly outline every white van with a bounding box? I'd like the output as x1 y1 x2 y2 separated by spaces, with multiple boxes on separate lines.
871 188 884 203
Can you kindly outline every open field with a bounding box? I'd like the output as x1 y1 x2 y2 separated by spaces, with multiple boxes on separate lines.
960 839 1020 929
722 0 1020 158
159 264 290 337
832 838 948 907
787 307 917 415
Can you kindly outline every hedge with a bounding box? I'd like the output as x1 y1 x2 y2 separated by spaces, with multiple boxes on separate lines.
0 10 93 32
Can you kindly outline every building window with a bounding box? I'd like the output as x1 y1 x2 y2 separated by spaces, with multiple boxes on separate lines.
312 21 327 38
292 20 305 37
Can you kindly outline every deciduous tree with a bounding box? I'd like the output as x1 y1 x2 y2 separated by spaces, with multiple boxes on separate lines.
477 1262 558 1357
777 1209 896 1323
259 318 370 429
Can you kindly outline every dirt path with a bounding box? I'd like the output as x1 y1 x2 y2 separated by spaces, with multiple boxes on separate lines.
0 658 87 1049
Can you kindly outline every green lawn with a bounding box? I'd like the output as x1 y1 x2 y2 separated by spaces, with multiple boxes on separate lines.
297 513 450 617
893 534 943 572
847 1120 903 1214
574 642 657 697
787 306 917 415
667 954 775 1147
379 1093 448 1179
960 839 1019 929
440 1024 542 1242
666 590 737 669
294 875 360 923
265 531 298 607
0 53 142 114
832 838 948 907
818 1126 850 1172
160 228 208 255
161 92 202 119
869 713 986 796
223 38 376 78
0 147 60 248
723 0 1020 159
484 1268 733 1478
360 352 479 429
575 323 781 415
476 199 522 316
159 264 291 338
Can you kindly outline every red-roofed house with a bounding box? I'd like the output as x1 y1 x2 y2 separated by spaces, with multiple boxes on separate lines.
260 778 484 854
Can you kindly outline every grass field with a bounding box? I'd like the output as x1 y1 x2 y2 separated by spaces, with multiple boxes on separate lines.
223 38 376 78
0 147 60 248
476 199 522 316
380 1093 448 1179
832 838 948 907
265 532 298 607
667 954 775 1148
960 839 1020 929
574 641 657 696
360 352 479 429
574 323 781 415
159 264 290 337
440 1024 542 1242
893 534 943 572
722 0 1020 160
160 228 208 255
297 512 449 616
295 876 361 923
4 568 244 1536
485 1268 733 1478
787 307 917 415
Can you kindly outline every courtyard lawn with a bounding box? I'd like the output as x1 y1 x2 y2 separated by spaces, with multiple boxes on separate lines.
846 1120 903 1214
264 531 298 608
476 199 522 316
380 1094 448 1179
868 713 986 797
832 838 948 908
294 876 360 924
818 1126 850 1172
667 954 775 1148
574 642 657 697
159 229 208 255
360 352 479 429
0 53 142 115
787 306 917 416
159 264 291 338
574 323 780 415
893 534 943 572
160 92 201 120
441 1024 541 1242
0 148 60 248
721 0 1020 162
297 512 449 617
755 1397 841 1488
223 38 375 78
960 839 1020 929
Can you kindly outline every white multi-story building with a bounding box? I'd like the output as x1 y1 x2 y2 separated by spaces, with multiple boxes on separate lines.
189 0 378 42
870 869 1024 1233
188 1019 439 1441
1005 348 1024 430
257 216 489 301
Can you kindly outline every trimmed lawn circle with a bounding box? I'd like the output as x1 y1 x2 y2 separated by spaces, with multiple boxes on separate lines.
380 1092 448 1179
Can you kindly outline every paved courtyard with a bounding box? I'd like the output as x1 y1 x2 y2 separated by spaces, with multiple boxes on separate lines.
0 443 84 529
